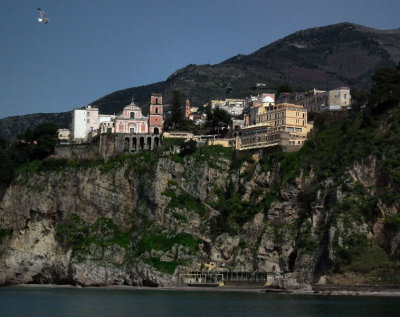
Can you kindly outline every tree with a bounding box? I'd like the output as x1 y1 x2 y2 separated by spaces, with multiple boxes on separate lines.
351 87 369 112
276 83 292 99
369 62 400 112
168 90 185 130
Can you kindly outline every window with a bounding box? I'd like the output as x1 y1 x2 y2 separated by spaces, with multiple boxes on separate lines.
130 112 135 119
87 119 90 123
344 94 347 99
155 107 158 114
130 128 135 134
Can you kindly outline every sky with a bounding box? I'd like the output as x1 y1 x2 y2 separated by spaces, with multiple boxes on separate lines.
0 0 399 119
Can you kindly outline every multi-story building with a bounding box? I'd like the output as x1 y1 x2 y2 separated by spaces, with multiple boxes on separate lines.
211 98 246 117
72 94 164 142
240 103 313 150
149 93 164 134
115 99 149 134
72 105 95 142
276 87 351 112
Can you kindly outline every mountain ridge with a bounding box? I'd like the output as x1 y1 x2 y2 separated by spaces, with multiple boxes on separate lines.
1 22 399 140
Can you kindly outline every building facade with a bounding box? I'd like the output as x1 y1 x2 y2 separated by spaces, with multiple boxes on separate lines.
71 94 164 142
276 87 351 112
240 103 313 150
114 100 149 134
211 98 246 117
149 93 163 134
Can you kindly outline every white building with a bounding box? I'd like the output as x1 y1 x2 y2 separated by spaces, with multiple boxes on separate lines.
276 87 351 112
211 98 246 117
72 105 102 142
57 129 71 142
72 108 87 141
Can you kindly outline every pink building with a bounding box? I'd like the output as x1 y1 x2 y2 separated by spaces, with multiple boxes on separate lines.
185 98 191 119
149 93 163 135
114 94 164 135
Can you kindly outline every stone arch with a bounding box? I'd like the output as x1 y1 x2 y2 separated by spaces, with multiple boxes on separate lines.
147 137 152 150
154 127 159 135
132 137 137 152
140 137 145 150
154 137 160 147
124 137 129 152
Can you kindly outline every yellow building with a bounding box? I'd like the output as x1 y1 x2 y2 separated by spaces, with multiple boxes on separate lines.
240 103 313 150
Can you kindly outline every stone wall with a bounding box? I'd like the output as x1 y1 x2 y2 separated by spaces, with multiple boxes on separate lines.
100 133 162 160
54 144 99 160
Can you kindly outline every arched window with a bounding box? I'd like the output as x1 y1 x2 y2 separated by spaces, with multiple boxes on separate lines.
130 112 135 119
155 107 158 114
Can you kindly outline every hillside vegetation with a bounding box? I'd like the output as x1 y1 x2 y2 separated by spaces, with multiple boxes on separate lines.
1 22 400 140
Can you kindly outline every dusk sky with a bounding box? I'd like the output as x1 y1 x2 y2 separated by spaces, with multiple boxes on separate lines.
0 0 399 119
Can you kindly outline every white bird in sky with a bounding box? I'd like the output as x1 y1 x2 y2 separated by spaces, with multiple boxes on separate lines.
37 8 49 24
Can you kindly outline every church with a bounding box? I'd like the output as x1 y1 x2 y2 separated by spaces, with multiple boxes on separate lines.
114 93 163 135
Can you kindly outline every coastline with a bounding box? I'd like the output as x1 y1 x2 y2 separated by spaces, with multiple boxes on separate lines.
5 283 400 297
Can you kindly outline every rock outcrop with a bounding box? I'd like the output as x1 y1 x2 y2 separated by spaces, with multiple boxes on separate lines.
0 148 398 287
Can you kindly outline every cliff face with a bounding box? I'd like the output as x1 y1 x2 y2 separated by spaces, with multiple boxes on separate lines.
0 141 398 287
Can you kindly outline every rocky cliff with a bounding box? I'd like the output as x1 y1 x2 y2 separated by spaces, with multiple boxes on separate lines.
0 121 399 288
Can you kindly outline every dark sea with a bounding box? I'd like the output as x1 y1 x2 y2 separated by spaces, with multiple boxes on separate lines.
0 287 399 317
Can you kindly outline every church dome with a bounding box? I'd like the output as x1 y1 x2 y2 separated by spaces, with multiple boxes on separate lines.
262 96 274 103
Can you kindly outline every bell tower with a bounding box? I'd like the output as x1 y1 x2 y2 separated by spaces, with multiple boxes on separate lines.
185 98 191 118
149 93 163 134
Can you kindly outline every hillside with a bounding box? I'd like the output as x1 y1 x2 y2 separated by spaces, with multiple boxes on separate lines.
0 96 399 287
91 22 400 114
1 22 399 140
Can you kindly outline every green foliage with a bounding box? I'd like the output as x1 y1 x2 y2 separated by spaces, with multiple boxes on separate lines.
276 83 292 99
179 140 197 156
144 257 183 275
191 145 233 170
346 246 393 273
0 122 60 190
330 182 378 224
136 232 200 256
171 212 187 221
260 146 300 183
207 107 232 131
230 150 253 170
0 228 13 243
333 233 370 270
163 190 206 217
297 221 318 254
166 90 185 130
56 214 131 263
333 232 399 282
212 186 277 234
161 138 185 150
369 62 400 111
384 215 400 230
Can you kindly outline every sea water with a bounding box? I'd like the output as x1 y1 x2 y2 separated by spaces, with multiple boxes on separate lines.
0 287 399 317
